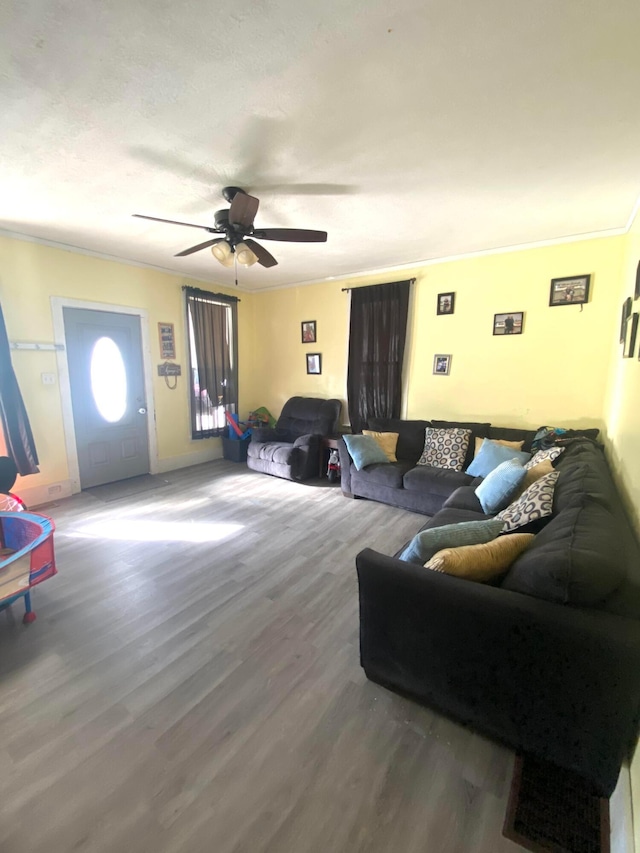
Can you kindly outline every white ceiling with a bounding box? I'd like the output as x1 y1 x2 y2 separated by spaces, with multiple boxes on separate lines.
1 0 640 291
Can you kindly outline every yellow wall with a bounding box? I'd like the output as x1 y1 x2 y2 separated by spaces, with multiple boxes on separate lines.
253 237 624 433
0 235 256 502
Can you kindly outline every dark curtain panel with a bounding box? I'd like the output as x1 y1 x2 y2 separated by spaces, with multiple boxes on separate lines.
185 287 239 439
347 280 411 434
0 303 39 475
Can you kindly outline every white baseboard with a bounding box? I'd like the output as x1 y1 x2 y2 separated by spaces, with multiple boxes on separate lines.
155 445 223 474
22 479 74 509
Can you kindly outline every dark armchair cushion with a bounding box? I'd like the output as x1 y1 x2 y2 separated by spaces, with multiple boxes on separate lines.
277 396 342 438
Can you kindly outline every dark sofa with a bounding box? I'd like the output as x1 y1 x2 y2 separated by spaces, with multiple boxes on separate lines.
355 435 640 796
247 396 341 482
339 417 539 513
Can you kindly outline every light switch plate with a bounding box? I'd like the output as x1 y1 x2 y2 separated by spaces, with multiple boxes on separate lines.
41 372 56 385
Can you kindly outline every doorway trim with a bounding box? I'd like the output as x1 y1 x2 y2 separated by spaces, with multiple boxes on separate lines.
51 297 158 494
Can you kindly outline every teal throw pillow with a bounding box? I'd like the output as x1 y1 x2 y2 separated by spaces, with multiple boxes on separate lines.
343 434 389 471
398 518 505 564
475 458 527 514
466 438 531 478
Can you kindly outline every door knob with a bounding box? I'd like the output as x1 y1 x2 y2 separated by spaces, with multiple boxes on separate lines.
138 407 147 414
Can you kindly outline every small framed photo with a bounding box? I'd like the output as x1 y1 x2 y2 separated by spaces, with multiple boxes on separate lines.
624 313 639 358
306 353 322 375
493 312 523 336
437 292 455 315
549 274 591 306
433 354 451 375
301 320 317 343
158 322 176 359
635 261 640 300
620 297 633 344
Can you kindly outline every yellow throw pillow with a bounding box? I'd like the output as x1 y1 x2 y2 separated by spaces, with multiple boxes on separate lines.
514 459 554 498
473 436 525 457
362 430 399 462
424 533 535 582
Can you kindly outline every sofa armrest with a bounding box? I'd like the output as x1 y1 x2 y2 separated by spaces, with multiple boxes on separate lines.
356 548 640 795
338 437 353 494
293 433 319 449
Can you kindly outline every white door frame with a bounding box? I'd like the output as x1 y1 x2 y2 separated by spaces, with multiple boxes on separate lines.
51 297 158 493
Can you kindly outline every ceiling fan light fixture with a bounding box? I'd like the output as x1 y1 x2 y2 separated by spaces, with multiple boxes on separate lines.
211 240 234 266
235 242 258 267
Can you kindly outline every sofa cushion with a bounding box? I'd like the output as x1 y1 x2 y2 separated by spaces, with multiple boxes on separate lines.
495 470 559 532
552 461 617 513
343 434 389 470
403 464 474 496
367 418 431 464
501 496 627 606
431 420 491 466
351 461 411 490
475 458 527 514
247 441 294 465
399 517 505 564
443 486 484 513
362 430 399 462
425 533 535 582
466 439 531 477
417 427 471 471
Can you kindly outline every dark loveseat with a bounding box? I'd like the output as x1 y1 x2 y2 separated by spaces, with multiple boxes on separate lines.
356 434 640 796
247 396 341 482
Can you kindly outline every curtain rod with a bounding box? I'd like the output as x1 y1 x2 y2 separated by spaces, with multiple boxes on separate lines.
182 285 241 303
341 278 415 292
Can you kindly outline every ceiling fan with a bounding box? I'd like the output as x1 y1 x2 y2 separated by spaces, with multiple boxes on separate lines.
133 186 327 269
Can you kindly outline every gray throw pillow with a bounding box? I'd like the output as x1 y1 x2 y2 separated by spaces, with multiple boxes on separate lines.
399 518 505 564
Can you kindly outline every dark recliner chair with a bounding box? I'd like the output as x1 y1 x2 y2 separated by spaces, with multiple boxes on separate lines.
247 396 341 481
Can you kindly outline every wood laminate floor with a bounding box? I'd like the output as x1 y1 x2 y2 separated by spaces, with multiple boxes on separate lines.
0 462 545 852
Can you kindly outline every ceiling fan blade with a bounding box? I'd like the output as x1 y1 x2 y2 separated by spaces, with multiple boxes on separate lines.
252 228 327 243
133 214 213 231
229 192 259 229
175 238 226 257
244 239 278 268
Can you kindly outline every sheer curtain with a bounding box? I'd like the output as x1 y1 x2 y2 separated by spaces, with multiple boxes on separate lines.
185 287 239 439
346 280 412 434
0 303 39 474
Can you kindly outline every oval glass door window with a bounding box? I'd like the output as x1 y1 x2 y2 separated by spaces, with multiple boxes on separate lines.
91 337 127 422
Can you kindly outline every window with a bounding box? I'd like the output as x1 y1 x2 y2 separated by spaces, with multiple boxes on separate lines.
185 287 239 439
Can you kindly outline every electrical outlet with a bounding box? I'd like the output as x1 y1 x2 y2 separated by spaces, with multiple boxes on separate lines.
48 484 62 495
41 372 56 385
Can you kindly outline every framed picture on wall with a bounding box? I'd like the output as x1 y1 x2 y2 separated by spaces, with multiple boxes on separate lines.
621 297 633 344
493 312 524 335
624 313 639 358
433 354 451 375
437 293 455 315
306 353 322 375
549 274 591 306
635 261 640 300
158 322 176 359
301 320 317 343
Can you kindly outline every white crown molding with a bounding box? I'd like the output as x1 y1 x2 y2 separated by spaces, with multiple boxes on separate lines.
0 217 634 296
0 227 253 292
253 224 629 293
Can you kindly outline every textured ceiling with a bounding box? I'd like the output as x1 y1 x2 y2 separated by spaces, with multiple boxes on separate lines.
1 0 640 291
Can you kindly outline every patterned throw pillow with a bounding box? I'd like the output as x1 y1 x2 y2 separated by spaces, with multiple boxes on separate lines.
496 470 560 532
524 447 565 470
362 430 399 462
424 533 535 582
417 427 471 471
